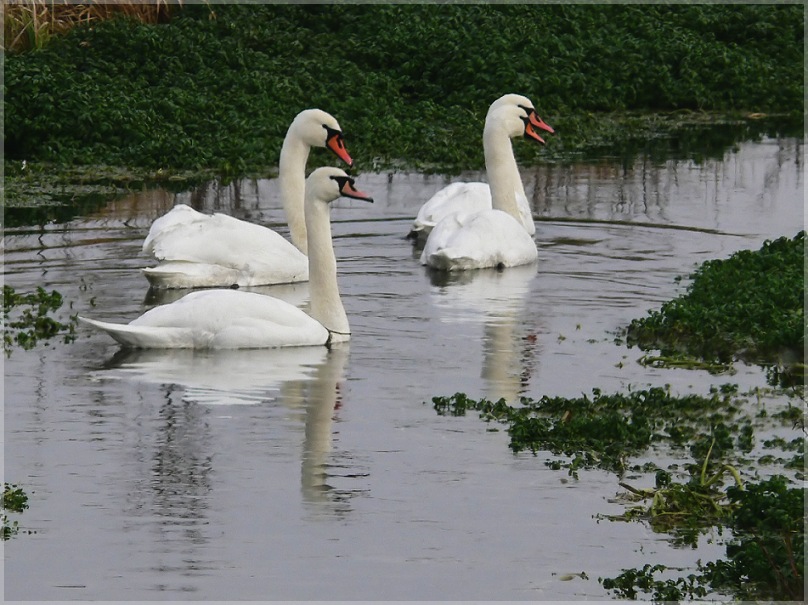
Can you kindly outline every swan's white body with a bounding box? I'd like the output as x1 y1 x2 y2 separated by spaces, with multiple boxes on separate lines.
142 109 352 289
81 289 329 348
81 168 372 349
411 180 534 239
141 206 308 288
410 94 542 240
420 95 553 272
420 208 538 271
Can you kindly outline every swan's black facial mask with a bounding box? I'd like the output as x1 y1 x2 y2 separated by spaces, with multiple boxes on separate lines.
517 105 555 144
330 175 374 203
323 125 354 167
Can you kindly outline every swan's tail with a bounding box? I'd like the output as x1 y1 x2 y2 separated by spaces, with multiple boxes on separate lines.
79 316 193 348
424 249 479 271
408 214 429 239
406 224 430 241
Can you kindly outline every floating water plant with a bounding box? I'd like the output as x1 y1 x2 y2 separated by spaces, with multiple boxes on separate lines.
432 386 751 478
431 386 803 600
626 232 805 385
601 475 804 601
3 286 78 355
2 484 30 540
605 436 744 545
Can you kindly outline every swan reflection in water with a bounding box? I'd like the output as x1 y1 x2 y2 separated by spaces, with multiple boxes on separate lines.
427 263 543 403
95 343 359 510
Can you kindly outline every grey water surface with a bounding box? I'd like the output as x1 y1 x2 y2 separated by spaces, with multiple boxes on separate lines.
3 137 803 600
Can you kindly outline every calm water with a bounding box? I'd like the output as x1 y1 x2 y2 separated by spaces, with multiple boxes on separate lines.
3 137 804 600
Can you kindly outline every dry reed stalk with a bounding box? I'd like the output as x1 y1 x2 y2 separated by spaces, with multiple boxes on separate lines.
3 0 183 52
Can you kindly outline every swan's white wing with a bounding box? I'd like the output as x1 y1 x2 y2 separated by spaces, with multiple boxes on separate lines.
412 182 535 236
515 191 536 236
143 210 308 287
81 290 329 349
142 205 206 254
420 211 469 264
421 210 537 271
412 182 492 234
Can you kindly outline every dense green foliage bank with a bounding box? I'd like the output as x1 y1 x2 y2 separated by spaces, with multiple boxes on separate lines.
5 4 803 173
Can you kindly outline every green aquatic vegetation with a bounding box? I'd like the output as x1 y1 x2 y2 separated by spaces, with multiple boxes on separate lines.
626 233 805 382
601 476 804 601
637 354 734 375
432 386 747 477
433 386 803 598
607 436 744 543
600 563 711 601
2 484 30 540
771 403 804 428
706 475 804 600
3 286 78 355
3 160 210 227
4 4 802 173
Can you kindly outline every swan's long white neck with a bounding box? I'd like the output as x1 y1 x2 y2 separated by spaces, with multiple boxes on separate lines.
483 120 522 220
278 130 311 254
305 196 350 340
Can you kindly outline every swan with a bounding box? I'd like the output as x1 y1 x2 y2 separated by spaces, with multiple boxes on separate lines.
420 95 554 271
80 167 373 349
408 93 554 240
141 109 353 289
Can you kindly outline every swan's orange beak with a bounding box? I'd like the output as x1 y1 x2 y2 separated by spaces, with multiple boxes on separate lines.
339 178 374 203
524 112 554 145
326 130 354 167
530 112 555 135
524 121 547 144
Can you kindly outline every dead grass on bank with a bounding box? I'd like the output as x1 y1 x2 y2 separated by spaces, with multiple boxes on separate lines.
3 1 183 52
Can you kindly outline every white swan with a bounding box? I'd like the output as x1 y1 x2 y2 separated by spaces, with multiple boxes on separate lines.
80 167 373 349
409 93 554 240
420 96 553 271
141 109 353 289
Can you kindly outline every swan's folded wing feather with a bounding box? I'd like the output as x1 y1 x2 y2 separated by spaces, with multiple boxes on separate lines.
143 212 308 286
79 316 200 348
413 182 492 232
142 205 207 254
147 214 293 265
